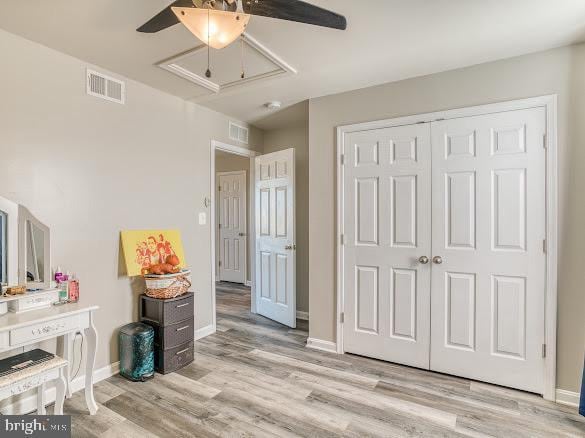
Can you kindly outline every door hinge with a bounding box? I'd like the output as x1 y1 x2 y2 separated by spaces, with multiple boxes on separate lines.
218 186 222 192
543 239 547 254
340 154 345 165
340 234 345 245
340 312 345 323
543 133 547 149
219 223 222 229
542 344 547 358
219 260 222 267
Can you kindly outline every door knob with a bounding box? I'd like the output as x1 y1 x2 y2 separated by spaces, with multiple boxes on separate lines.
418 256 429 265
285 244 296 250
433 256 443 265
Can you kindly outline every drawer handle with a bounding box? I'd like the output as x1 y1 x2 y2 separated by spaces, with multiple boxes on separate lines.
176 303 189 308
176 348 191 356
176 326 190 332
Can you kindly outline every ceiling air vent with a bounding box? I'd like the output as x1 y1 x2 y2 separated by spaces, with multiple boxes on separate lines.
86 69 125 104
229 122 249 144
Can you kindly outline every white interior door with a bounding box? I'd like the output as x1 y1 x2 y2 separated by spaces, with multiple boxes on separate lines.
342 124 432 368
430 107 546 394
255 149 296 328
218 171 247 284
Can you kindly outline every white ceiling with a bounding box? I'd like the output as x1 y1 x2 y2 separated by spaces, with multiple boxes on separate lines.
1 1 585 127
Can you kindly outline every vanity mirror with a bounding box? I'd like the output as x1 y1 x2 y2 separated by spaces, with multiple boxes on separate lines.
0 196 19 289
19 206 50 289
0 210 6 285
0 195 51 291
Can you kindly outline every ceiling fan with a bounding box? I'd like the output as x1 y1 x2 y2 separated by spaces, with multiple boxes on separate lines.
137 0 347 50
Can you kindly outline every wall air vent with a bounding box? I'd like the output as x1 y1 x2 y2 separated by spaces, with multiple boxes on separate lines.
229 121 249 144
86 69 125 104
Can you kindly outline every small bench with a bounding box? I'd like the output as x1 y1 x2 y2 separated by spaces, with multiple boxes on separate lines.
0 356 68 415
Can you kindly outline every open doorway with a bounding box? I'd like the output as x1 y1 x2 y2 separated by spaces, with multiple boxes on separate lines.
210 141 300 335
210 141 258 334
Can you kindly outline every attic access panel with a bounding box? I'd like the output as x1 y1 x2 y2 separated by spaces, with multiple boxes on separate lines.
158 34 296 97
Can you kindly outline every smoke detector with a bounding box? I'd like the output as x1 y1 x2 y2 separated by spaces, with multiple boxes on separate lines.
265 101 282 110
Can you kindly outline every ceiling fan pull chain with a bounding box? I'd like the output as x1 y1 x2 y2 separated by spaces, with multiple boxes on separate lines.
205 7 212 78
240 35 246 79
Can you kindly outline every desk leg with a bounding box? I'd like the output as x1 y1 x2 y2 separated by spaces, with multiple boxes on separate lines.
54 368 66 415
57 332 73 398
37 383 46 415
63 332 73 398
84 312 98 415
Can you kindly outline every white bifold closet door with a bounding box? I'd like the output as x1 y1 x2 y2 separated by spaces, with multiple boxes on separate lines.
343 106 546 394
342 124 432 369
430 107 546 394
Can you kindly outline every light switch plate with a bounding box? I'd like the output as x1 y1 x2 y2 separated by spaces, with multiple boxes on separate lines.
199 212 207 225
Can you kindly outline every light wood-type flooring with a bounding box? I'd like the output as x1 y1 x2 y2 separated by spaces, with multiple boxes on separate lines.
64 282 585 437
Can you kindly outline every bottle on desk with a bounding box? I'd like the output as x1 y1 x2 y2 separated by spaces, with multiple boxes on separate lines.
57 275 69 303
68 273 79 303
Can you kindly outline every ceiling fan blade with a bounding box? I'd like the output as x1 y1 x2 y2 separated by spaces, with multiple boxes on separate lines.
243 0 347 30
137 0 195 33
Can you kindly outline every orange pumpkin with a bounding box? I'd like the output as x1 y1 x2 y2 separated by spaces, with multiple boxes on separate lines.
166 254 180 267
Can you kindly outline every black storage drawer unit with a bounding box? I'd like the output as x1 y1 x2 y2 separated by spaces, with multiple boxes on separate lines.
140 292 194 374
155 341 194 374
143 316 194 350
140 292 194 326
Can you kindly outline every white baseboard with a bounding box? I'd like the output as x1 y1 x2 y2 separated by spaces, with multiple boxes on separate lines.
556 389 580 407
194 324 216 341
296 311 309 321
1 361 120 415
245 280 252 287
306 338 338 354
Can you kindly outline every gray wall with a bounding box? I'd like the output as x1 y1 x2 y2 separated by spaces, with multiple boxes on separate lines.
0 27 262 384
309 43 585 393
263 113 309 314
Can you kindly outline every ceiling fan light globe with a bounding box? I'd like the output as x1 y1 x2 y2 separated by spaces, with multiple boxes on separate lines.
171 7 250 50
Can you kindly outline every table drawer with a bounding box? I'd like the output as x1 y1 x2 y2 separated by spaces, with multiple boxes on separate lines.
155 341 194 374
10 315 81 346
146 317 194 350
141 293 194 326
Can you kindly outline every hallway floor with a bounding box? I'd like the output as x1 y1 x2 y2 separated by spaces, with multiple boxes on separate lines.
67 283 585 437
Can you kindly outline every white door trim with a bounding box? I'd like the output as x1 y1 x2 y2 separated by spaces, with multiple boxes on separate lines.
216 170 247 284
336 95 558 401
211 140 259 335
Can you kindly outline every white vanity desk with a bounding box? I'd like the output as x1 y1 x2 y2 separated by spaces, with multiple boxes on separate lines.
0 304 99 414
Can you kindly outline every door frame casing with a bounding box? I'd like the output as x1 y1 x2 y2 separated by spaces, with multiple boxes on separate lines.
216 170 248 284
336 95 558 400
211 141 259 334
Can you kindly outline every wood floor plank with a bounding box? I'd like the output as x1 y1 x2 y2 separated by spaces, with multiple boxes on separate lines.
250 349 379 388
63 391 126 438
195 356 311 400
374 379 520 417
212 390 343 438
104 392 220 438
211 383 349 432
94 380 126 405
99 420 160 438
287 371 457 429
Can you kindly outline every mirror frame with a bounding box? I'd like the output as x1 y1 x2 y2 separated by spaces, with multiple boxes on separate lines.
18 206 51 290
0 197 19 287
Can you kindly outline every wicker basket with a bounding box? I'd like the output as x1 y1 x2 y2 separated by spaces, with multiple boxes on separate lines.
144 270 191 300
